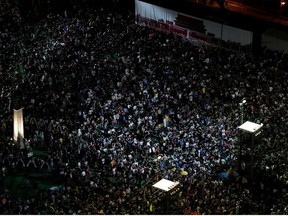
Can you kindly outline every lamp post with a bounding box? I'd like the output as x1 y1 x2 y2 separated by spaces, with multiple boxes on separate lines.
280 0 286 18
239 98 246 125
153 155 162 182
238 98 246 171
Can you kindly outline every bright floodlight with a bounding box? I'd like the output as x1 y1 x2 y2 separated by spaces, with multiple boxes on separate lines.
153 178 179 192
238 121 263 133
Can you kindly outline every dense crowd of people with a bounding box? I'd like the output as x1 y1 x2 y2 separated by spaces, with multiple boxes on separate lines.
1 2 288 214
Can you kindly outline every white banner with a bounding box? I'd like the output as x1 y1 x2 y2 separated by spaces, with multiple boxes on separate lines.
13 108 24 148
